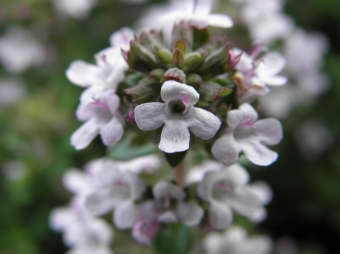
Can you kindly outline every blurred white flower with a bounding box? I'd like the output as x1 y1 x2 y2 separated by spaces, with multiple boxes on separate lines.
0 27 47 73
0 78 26 107
212 103 283 166
51 0 97 19
203 226 272 254
197 164 272 230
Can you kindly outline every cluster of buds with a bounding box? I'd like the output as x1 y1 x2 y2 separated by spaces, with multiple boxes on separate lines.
52 0 286 252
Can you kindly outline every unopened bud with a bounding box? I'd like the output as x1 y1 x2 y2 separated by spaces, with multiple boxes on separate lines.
128 40 158 73
160 67 186 83
157 49 172 67
184 52 202 72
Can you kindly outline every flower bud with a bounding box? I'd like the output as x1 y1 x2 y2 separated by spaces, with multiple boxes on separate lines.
160 67 186 84
127 40 158 73
199 44 230 79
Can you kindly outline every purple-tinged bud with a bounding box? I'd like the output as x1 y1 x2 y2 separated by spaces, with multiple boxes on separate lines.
160 67 186 83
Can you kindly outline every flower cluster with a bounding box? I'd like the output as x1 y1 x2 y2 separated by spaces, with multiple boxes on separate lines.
51 0 289 252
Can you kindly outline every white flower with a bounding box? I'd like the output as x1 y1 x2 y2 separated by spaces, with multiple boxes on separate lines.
237 0 294 44
0 26 47 73
83 158 147 229
212 103 283 166
233 48 287 102
134 80 221 153
185 160 223 186
66 27 134 103
51 0 97 20
197 164 271 230
132 201 162 245
0 78 26 107
203 226 272 254
50 200 114 248
137 0 232 43
152 181 204 226
71 89 124 150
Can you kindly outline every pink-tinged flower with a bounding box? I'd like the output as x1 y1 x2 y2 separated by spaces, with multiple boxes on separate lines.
233 48 287 103
153 181 204 225
132 181 204 245
71 89 124 150
134 80 221 153
83 158 147 229
203 226 273 254
212 103 282 166
132 201 162 246
66 27 134 103
197 164 272 230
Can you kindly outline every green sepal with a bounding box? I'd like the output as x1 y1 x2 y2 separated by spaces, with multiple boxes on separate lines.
164 150 187 167
128 40 158 72
199 44 230 79
192 27 209 50
186 74 202 89
171 21 193 51
183 52 203 72
157 49 172 67
124 78 161 104
152 223 192 254
172 48 185 68
198 82 232 102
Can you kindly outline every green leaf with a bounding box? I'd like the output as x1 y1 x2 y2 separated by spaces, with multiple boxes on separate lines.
153 223 192 254
108 133 157 161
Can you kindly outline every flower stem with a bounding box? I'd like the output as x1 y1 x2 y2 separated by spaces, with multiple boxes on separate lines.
173 160 185 187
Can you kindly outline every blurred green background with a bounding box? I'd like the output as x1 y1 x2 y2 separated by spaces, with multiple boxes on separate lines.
0 0 340 253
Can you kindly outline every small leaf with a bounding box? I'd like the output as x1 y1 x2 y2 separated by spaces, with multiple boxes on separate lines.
153 223 192 254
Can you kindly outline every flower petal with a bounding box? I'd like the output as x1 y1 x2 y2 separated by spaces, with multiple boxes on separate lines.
100 117 124 146
240 140 278 166
227 103 258 130
62 169 92 194
134 102 165 131
161 80 199 105
66 60 105 87
209 201 233 230
211 134 241 166
159 117 190 153
71 119 101 150
255 118 283 145
176 202 204 226
158 211 178 223
189 107 221 140
114 200 137 229
153 181 185 201
209 14 234 28
85 188 124 216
